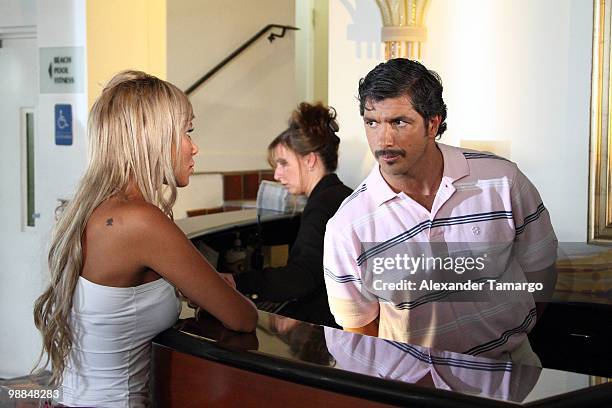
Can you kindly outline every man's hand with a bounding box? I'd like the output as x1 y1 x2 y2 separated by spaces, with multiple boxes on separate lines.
344 318 379 337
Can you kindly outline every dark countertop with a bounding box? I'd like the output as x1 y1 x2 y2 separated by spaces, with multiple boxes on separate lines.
175 208 298 240
154 308 611 408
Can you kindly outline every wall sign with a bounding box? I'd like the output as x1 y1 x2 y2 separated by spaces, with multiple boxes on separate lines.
55 104 73 146
39 47 85 94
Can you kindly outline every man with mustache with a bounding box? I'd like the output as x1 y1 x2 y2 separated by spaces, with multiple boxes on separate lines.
323 59 557 365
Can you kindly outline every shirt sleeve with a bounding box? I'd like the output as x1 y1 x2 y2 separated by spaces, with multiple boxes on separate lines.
511 167 558 273
323 219 379 328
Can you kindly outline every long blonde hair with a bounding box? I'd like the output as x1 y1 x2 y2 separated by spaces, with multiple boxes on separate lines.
33 70 192 386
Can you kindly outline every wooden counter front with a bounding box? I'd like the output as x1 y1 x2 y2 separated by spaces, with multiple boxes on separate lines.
151 344 395 408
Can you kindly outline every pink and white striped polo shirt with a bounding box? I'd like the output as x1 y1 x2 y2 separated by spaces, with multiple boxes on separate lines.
323 143 557 362
324 327 541 402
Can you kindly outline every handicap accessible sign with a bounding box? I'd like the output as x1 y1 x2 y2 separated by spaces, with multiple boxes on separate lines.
55 104 73 146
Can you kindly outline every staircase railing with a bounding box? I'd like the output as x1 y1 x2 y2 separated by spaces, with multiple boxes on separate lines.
185 24 299 95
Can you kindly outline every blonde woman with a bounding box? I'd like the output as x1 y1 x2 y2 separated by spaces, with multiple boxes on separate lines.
33 71 257 407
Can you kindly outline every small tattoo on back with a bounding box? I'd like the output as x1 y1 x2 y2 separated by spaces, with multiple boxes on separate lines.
106 218 113 226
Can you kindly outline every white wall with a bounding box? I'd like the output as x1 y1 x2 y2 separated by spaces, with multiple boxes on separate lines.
0 0 36 24
172 173 224 219
423 0 592 242
167 0 296 173
329 0 593 241
295 0 329 105
328 0 382 189
0 0 88 377
0 4 39 378
296 0 315 103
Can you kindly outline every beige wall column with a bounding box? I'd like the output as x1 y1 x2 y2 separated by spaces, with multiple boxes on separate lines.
86 0 166 107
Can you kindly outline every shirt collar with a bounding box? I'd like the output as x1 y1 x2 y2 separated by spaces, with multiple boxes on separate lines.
366 164 401 207
309 173 342 199
367 143 470 207
438 142 470 184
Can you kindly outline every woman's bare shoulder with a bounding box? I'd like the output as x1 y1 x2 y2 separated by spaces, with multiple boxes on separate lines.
86 198 175 240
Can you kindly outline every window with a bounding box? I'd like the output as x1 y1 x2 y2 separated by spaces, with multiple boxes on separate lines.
22 108 35 228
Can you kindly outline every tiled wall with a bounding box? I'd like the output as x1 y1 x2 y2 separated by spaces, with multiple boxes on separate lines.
223 170 275 201
186 170 274 217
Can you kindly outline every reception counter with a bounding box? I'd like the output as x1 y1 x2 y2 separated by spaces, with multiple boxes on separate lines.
152 210 612 407
152 308 610 407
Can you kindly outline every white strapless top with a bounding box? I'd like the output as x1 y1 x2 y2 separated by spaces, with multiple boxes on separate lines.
59 276 181 407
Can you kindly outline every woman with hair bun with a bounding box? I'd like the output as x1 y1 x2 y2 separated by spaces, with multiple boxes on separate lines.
234 102 352 328
33 71 257 407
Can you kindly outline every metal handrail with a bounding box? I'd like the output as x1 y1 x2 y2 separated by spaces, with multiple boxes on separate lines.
185 24 299 95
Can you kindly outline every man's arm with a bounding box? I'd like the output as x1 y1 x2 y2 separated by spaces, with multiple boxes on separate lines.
510 167 559 321
344 318 379 337
526 263 557 319
323 219 380 333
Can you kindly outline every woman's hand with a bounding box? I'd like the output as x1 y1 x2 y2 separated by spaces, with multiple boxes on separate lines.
219 273 236 289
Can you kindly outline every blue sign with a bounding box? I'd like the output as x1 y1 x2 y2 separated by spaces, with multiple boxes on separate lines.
55 104 73 145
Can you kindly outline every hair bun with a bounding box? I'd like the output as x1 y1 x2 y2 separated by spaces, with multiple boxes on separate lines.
290 102 340 143
273 102 341 171
327 107 340 133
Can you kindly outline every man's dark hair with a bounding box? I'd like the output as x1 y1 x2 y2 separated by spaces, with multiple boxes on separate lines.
358 58 447 136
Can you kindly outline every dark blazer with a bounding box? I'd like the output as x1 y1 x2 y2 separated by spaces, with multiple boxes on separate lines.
235 173 352 327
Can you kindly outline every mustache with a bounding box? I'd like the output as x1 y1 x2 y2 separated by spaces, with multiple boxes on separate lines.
375 149 406 159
